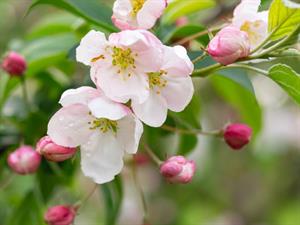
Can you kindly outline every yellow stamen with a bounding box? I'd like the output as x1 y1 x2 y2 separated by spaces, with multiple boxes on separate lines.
148 70 168 91
131 0 145 16
112 46 135 71
89 118 118 133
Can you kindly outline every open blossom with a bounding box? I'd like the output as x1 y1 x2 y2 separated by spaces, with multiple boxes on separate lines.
36 136 77 162
112 0 167 30
76 29 163 104
131 45 194 127
47 86 143 184
232 0 268 48
207 26 250 65
160 156 196 184
44 205 76 225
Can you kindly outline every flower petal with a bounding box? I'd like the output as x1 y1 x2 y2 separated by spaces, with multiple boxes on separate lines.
81 132 124 184
132 91 168 127
117 114 143 154
112 0 135 30
76 30 108 66
88 96 130 120
161 76 194 112
47 104 92 147
59 86 101 107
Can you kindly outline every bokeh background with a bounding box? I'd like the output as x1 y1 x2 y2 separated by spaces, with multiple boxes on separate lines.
0 0 300 224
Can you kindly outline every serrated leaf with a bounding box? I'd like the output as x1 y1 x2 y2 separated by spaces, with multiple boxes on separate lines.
163 0 215 23
268 0 300 40
268 64 300 104
29 0 117 32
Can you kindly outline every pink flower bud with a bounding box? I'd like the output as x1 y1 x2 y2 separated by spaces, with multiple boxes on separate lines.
207 26 250 65
7 146 41 175
160 156 196 184
224 123 252 150
1 51 27 76
44 205 76 225
175 17 188 27
36 136 77 162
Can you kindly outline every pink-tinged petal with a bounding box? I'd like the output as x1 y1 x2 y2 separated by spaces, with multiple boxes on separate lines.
81 132 124 184
76 30 108 66
132 91 168 127
59 86 101 107
117 114 143 154
47 104 92 147
161 76 194 112
137 0 166 29
88 96 129 120
232 0 261 27
161 46 194 77
112 0 136 30
93 65 149 104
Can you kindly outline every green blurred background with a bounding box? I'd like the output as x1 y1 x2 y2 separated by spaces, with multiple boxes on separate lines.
0 0 300 225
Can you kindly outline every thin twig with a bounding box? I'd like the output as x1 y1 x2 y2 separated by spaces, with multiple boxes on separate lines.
74 183 98 210
143 143 163 165
161 125 222 137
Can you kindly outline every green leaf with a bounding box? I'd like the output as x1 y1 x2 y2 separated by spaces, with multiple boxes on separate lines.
211 75 262 136
163 0 216 23
101 176 123 225
268 64 300 105
0 74 20 115
29 0 117 32
268 0 300 41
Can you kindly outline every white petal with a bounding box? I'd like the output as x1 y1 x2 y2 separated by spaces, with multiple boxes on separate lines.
161 76 194 112
47 104 92 147
76 30 108 66
88 96 129 120
59 86 101 107
232 0 261 27
132 91 168 127
81 132 124 184
117 114 143 154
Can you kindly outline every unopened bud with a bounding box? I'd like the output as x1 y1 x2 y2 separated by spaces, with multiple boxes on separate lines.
1 51 27 76
7 146 41 175
36 136 77 162
44 205 76 225
224 123 252 150
160 156 196 184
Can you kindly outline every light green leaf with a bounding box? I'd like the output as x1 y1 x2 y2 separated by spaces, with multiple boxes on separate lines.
163 0 215 23
29 0 117 32
268 64 300 105
268 0 300 40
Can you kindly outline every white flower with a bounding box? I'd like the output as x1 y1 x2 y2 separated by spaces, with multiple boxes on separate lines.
47 86 143 184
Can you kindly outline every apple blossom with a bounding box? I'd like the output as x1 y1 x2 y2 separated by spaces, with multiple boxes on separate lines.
207 26 250 65
160 156 196 184
76 29 163 104
232 0 268 49
1 51 27 76
224 123 252 150
44 205 76 225
131 45 194 127
47 86 143 184
36 136 77 162
112 0 167 30
7 146 41 175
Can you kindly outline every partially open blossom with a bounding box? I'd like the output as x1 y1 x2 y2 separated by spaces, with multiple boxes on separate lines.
1 51 27 76
44 205 76 225
232 0 268 49
207 26 250 65
131 45 194 127
36 136 77 162
224 123 252 150
160 156 196 184
112 0 167 30
7 146 41 175
47 86 143 184
76 29 163 104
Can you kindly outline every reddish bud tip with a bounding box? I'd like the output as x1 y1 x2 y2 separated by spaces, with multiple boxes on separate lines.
36 136 77 162
1 52 27 76
160 156 196 184
44 205 76 225
224 123 252 150
7 145 41 175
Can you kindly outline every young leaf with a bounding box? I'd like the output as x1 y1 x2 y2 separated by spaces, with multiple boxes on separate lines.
268 0 300 41
268 64 300 105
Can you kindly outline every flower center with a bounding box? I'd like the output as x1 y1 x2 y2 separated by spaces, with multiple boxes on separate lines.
89 118 118 133
131 0 145 16
148 71 168 94
112 46 136 72
240 20 265 46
